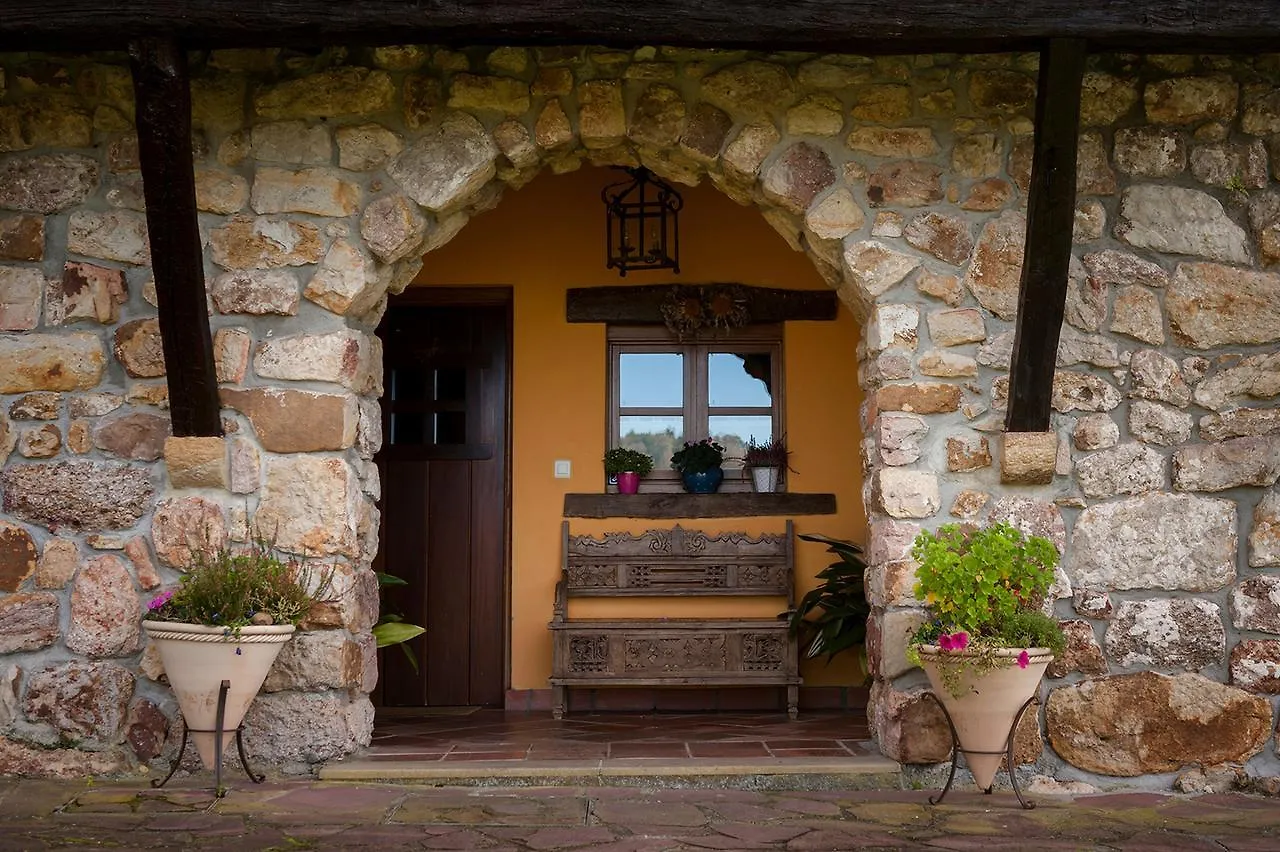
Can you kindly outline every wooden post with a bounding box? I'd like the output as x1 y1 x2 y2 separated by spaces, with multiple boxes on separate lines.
1004 38 1087 433
129 38 223 437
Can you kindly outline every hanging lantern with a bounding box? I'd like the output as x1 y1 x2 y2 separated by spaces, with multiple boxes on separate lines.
601 167 683 276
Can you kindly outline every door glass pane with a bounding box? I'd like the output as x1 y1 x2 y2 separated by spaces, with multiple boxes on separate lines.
619 415 683 470
434 411 466 445
709 415 772 469
708 353 772 407
619 353 683 407
393 367 429 402
392 412 426 445
434 367 466 403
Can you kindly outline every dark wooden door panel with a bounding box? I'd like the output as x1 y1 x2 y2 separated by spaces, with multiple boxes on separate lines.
377 295 510 708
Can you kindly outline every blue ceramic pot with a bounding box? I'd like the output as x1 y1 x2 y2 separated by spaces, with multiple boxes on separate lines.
681 467 724 494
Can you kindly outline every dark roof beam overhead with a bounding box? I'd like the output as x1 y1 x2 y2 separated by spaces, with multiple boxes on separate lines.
2 1 1280 52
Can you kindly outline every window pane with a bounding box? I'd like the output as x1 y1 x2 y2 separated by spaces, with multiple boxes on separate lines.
620 353 683 407
709 416 772 469
619 416 683 470
708 353 772 407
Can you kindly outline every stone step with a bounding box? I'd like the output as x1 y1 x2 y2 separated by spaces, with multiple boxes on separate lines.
319 753 901 791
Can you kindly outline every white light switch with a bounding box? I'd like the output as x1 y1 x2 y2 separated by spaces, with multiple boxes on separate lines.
554 460 572 478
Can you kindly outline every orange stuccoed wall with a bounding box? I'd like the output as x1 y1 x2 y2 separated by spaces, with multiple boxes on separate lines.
410 166 867 691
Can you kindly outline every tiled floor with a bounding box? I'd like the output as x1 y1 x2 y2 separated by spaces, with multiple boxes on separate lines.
362 709 873 763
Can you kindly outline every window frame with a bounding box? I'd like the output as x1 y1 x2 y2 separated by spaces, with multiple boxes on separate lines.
606 324 784 493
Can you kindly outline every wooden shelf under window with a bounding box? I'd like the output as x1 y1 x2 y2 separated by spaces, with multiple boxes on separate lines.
563 492 837 519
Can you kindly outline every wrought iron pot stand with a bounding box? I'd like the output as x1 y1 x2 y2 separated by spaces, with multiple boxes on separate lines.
151 679 265 798
921 691 1039 810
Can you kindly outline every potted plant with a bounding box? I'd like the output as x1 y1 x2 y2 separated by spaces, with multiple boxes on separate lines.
670 438 726 493
907 522 1066 795
786 532 870 670
142 537 335 779
742 435 792 493
603 446 654 494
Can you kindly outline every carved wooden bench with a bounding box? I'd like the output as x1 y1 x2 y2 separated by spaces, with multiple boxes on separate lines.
549 521 800 719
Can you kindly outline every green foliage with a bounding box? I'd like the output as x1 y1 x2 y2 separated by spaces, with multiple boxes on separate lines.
908 522 1065 694
145 537 335 631
374 571 426 672
911 521 1057 640
603 447 654 476
785 533 870 665
670 438 726 474
741 435 792 471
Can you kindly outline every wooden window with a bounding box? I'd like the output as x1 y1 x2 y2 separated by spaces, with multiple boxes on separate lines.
607 325 782 492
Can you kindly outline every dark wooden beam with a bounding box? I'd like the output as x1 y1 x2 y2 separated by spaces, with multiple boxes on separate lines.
564 492 837 519
129 38 223 438
2 1 1280 53
567 285 838 325
1005 38 1087 433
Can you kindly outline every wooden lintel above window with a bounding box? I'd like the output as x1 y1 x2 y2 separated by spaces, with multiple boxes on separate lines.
567 284 838 326
564 492 837 519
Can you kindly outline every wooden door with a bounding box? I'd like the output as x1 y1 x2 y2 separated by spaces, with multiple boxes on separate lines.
375 290 510 707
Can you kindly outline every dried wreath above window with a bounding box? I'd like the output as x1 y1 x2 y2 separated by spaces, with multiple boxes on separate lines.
659 285 751 339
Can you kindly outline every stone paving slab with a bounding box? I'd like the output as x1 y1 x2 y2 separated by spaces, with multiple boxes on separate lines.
0 778 1276 851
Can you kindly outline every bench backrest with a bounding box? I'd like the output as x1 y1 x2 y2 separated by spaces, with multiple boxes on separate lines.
559 520 794 605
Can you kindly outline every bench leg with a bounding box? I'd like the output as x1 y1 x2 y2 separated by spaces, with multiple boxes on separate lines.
552 685 565 720
787 685 799 720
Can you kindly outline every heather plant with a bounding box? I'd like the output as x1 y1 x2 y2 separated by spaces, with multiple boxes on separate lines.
145 536 335 633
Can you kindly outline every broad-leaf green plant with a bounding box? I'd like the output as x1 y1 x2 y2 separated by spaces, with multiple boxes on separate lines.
373 572 427 672
784 533 871 668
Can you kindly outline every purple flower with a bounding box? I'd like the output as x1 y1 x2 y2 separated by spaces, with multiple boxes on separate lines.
1017 650 1030 669
147 589 174 611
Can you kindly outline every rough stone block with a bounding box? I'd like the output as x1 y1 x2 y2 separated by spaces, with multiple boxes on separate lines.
1001 431 1057 485
1069 493 1236 592
1105 598 1225 670
1047 672 1270 776
164 436 227 489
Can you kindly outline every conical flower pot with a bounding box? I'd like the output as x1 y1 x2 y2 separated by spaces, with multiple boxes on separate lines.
142 621 295 770
916 645 1052 791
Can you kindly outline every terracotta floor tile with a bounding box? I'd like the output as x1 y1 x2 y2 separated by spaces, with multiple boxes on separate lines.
766 748 851 758
608 742 691 758
440 750 531 761
687 742 771 758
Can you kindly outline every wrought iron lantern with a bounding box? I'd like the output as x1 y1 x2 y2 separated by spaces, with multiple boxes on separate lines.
601 167 683 276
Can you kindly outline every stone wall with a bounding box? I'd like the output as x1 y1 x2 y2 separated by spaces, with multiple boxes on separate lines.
0 43 1278 785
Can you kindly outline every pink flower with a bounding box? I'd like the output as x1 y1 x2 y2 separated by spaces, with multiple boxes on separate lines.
147 589 174 611
938 633 953 651
951 631 969 651
1017 650 1030 669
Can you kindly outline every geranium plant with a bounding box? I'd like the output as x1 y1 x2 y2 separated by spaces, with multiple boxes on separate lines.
907 522 1065 696
670 438 726 474
145 536 335 634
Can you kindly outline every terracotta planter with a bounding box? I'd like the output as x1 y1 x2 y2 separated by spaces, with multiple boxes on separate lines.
749 466 780 492
916 644 1053 791
616 471 641 494
142 621 295 769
